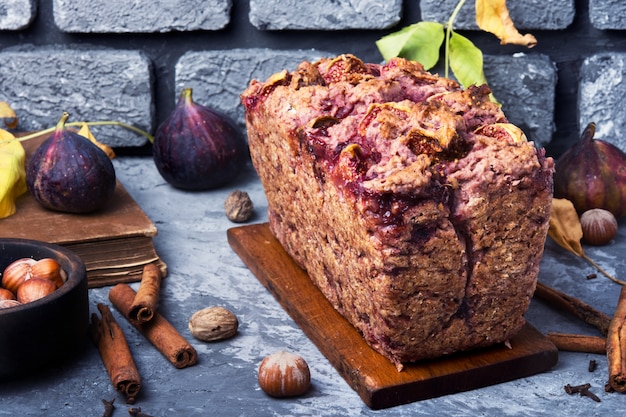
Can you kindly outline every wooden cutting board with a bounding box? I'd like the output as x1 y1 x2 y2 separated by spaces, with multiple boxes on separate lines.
227 223 558 409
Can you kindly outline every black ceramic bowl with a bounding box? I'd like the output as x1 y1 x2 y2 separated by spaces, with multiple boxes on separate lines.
0 238 89 380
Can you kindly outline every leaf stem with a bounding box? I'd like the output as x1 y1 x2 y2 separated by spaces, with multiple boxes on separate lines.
17 121 154 143
582 253 626 286
444 0 466 79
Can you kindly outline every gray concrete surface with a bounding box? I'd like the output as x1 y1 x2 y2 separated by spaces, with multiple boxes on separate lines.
1 155 625 416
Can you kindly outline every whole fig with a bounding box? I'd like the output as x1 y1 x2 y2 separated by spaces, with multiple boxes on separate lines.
153 88 248 190
26 112 116 213
554 122 626 218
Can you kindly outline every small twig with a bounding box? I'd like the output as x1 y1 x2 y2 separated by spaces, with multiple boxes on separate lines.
102 398 115 417
564 383 601 402
589 360 597 372
444 0 466 79
16 121 154 143
582 254 626 286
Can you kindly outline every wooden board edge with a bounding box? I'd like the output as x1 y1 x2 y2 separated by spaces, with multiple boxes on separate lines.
227 223 559 409
366 325 558 409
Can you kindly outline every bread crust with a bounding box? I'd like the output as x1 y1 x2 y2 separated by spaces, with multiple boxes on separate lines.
242 54 554 370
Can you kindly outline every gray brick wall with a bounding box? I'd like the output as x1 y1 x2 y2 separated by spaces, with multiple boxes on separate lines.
0 0 624 157
419 0 575 30
579 53 626 150
0 47 153 147
0 0 36 30
590 0 626 30
53 0 232 33
175 49 330 129
484 54 557 147
249 0 402 30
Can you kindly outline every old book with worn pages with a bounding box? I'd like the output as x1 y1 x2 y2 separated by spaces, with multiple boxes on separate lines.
0 134 167 287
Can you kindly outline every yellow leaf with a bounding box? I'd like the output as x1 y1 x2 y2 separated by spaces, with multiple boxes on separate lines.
78 123 116 159
548 198 584 257
475 0 537 47
549 198 626 286
0 102 18 129
0 129 27 219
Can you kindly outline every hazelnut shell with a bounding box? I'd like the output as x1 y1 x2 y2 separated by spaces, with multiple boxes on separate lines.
16 278 57 304
580 208 618 246
1 258 36 294
258 351 311 398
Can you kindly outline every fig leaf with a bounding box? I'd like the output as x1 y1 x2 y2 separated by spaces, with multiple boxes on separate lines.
549 198 585 257
448 32 488 88
549 198 626 286
375 22 444 70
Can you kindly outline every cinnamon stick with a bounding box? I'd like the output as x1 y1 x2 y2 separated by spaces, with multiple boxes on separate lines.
607 285 626 393
90 303 141 404
547 332 606 354
109 283 197 369
128 264 163 325
534 282 611 336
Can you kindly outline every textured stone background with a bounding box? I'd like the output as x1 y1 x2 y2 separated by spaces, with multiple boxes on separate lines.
0 0 625 155
1 1 626 416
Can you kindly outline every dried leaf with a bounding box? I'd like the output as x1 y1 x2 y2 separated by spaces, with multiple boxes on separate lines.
0 102 18 129
475 0 537 47
548 198 626 285
548 198 584 257
376 22 445 70
0 130 27 219
78 123 116 159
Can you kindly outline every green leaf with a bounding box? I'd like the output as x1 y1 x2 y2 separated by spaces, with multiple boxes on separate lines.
448 31 488 89
376 22 445 70
449 31 498 103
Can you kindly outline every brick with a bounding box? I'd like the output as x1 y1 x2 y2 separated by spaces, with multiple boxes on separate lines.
483 54 557 148
0 48 153 147
53 0 231 33
174 49 556 148
175 48 331 127
579 53 626 152
0 0 36 30
420 0 575 30
249 0 401 30
589 0 626 30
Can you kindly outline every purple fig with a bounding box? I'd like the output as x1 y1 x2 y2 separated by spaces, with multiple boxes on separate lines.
554 122 626 218
26 112 116 213
152 88 248 190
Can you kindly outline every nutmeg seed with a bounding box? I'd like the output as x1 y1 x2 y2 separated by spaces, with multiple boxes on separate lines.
188 306 239 342
580 208 618 246
258 351 311 398
16 278 57 304
224 190 254 223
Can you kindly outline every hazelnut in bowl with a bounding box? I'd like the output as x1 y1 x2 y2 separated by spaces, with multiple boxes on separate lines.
0 238 89 380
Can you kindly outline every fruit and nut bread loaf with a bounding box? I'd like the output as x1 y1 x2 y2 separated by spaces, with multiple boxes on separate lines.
241 54 554 370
